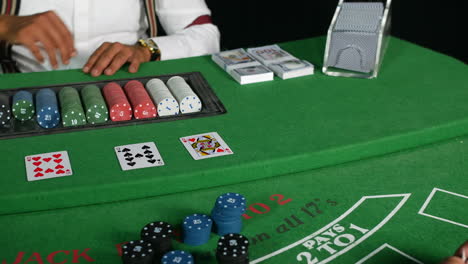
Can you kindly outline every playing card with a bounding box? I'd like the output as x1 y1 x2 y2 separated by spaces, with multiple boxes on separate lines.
25 151 73 181
114 142 164 171
180 132 234 160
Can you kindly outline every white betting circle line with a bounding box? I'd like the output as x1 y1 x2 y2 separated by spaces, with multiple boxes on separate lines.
250 193 411 264
418 187 468 229
355 243 424 264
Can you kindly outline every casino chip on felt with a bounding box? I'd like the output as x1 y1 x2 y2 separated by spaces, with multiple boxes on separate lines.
140 221 173 258
103 82 132 122
59 87 87 127
12 91 35 121
121 240 155 264
183 214 213 246
167 76 202 114
162 250 194 264
124 80 157 119
36 88 60 129
0 93 12 127
81 85 109 124
146 78 180 117
216 233 250 264
211 193 246 236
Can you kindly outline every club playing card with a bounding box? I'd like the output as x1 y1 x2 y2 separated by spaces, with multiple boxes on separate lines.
25 151 73 181
180 132 234 160
114 142 164 171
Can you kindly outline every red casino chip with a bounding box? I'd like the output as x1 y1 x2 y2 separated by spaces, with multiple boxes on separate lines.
103 82 132 122
124 80 157 120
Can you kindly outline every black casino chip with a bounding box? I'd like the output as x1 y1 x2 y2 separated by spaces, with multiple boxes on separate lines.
121 240 155 264
216 233 250 264
140 221 174 259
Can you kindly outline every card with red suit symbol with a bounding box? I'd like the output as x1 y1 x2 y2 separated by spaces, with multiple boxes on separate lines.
180 132 233 160
24 151 73 181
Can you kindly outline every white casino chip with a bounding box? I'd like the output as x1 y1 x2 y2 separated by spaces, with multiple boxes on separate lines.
146 78 180 116
167 76 202 114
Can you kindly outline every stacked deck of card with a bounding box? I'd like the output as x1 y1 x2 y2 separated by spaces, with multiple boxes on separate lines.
247 45 314 80
211 49 274 85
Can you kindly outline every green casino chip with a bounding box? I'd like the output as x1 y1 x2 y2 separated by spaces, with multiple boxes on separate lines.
81 85 109 124
12 100 35 121
59 87 87 127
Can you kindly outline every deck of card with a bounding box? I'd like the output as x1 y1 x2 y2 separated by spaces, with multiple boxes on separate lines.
114 142 164 171
25 151 73 181
180 132 234 160
247 45 314 79
212 49 273 85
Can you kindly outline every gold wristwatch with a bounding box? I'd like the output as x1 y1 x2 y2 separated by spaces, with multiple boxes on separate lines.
138 39 161 61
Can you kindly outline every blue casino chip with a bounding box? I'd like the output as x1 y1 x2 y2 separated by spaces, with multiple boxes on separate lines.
215 193 246 211
162 250 194 264
36 88 60 129
211 193 247 236
183 213 212 246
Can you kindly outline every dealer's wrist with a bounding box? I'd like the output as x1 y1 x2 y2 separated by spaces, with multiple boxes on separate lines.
138 38 161 61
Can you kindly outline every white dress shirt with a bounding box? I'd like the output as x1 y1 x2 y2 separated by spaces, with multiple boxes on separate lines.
9 0 220 73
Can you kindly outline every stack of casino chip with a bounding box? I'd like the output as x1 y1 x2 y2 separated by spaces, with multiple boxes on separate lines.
81 84 109 124
0 93 11 127
167 76 202 114
102 82 132 122
182 213 213 246
216 233 250 264
59 87 87 127
146 78 179 117
12 91 35 121
161 250 194 264
36 88 60 129
140 221 173 259
121 240 155 264
211 193 247 236
124 80 157 120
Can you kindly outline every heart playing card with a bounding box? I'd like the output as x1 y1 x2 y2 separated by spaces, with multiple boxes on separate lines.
25 151 73 181
114 142 165 171
180 132 233 160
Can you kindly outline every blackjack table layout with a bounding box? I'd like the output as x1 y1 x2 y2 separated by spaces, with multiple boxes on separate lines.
0 37 467 264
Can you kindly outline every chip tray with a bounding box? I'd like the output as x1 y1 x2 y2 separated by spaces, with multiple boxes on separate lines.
0 72 226 139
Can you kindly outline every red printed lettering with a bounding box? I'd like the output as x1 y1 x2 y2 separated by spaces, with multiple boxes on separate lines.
24 253 44 264
46 250 70 264
71 249 95 263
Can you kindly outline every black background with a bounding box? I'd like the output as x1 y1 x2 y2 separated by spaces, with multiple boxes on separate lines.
205 0 467 63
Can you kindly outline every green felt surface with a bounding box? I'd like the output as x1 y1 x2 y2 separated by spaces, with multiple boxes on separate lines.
0 37 467 216
0 133 466 264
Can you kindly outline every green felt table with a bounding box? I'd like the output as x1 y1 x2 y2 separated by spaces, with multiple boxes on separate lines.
0 37 467 264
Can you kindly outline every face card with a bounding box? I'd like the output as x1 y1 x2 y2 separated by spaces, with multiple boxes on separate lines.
114 142 164 171
25 151 73 181
180 132 234 160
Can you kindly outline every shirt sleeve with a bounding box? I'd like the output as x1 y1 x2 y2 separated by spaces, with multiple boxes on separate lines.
150 0 220 60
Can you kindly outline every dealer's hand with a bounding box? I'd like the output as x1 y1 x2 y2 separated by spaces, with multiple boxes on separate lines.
83 42 151 77
0 12 76 69
440 241 468 264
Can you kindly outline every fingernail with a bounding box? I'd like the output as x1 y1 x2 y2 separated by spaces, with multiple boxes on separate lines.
83 66 89 73
130 67 135 72
105 69 112 75
65 60 70 65
53 64 58 69
92 69 99 76
71 51 77 57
